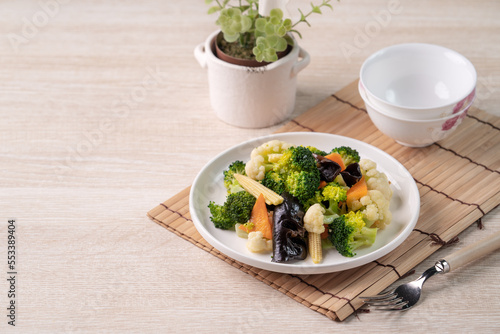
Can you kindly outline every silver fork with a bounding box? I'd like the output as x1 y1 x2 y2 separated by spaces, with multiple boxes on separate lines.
361 229 500 311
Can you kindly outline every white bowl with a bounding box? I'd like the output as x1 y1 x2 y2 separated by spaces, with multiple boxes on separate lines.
359 82 469 147
360 43 476 120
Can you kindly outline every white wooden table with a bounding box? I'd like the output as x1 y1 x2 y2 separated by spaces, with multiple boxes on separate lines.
1 0 499 332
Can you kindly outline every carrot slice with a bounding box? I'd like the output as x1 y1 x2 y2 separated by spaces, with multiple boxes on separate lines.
346 176 368 205
240 193 272 239
318 180 327 189
320 224 329 239
324 152 345 171
238 223 254 234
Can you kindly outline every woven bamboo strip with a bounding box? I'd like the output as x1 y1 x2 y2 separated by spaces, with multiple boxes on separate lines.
162 187 191 208
453 126 498 160
164 195 190 214
310 262 380 295
153 209 186 228
280 276 307 292
413 200 475 236
328 269 398 315
438 165 492 197
471 109 500 127
440 117 493 150
313 266 391 309
148 204 166 218
482 190 500 213
340 239 440 308
152 202 190 227
416 158 474 190
293 107 356 134
446 170 499 202
286 278 315 297
389 211 482 272
164 216 191 233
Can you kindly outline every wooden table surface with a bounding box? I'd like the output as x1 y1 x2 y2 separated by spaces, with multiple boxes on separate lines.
1 0 499 332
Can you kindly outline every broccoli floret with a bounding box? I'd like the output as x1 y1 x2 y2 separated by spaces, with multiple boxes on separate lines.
223 160 246 194
208 192 256 230
306 146 327 157
261 171 286 195
273 146 317 174
328 211 378 257
285 170 321 204
322 183 347 215
303 190 325 211
330 146 360 166
303 182 347 223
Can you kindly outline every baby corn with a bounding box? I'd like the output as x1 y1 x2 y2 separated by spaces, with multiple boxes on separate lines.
234 173 283 205
308 232 323 264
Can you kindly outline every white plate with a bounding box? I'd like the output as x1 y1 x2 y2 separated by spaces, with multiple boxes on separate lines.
189 132 420 274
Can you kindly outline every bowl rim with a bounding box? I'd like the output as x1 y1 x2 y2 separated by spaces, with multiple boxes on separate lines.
358 81 474 123
359 43 477 111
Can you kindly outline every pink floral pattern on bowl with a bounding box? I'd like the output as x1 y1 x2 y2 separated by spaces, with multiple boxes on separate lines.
441 89 475 131
452 88 476 114
441 107 469 131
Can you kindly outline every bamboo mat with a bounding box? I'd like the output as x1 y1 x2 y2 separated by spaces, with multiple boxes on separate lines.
147 80 500 321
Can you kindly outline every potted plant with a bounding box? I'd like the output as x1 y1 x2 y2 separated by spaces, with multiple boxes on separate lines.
195 0 335 128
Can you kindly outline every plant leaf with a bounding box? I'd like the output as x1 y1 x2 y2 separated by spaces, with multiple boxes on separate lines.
207 6 220 14
270 8 283 20
264 22 275 35
283 18 292 30
311 4 322 14
241 15 252 32
275 37 287 52
276 25 286 37
223 32 240 43
256 36 269 48
266 35 279 47
255 17 266 32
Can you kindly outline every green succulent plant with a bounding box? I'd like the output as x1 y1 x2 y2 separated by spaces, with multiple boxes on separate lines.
206 0 335 63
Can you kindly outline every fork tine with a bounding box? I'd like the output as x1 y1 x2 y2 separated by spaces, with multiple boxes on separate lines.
372 300 410 311
360 291 396 301
363 296 403 306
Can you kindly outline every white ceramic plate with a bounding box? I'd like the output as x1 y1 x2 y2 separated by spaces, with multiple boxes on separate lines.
189 132 420 274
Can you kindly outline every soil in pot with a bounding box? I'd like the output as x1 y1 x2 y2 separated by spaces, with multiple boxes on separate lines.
214 32 292 67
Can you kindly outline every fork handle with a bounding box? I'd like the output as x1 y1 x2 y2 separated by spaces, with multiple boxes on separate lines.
443 229 500 272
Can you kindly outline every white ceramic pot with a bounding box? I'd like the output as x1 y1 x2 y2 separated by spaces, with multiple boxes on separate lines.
194 30 310 128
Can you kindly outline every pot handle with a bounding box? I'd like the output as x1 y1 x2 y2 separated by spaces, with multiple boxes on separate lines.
291 46 310 77
194 43 207 69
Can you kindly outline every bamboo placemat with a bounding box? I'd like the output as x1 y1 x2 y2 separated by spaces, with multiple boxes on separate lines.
147 80 500 321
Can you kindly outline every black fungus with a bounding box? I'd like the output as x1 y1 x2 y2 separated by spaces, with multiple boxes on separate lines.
313 153 342 182
272 193 307 263
340 163 362 187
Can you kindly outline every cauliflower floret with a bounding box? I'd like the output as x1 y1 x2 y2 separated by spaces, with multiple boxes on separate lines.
246 231 273 253
303 203 326 234
359 159 393 201
245 140 293 180
351 190 392 229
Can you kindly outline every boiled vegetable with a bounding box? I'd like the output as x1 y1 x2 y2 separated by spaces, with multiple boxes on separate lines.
313 153 342 182
239 193 272 240
340 162 362 187
308 232 323 264
272 192 307 263
324 152 346 171
346 176 368 206
234 173 283 205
